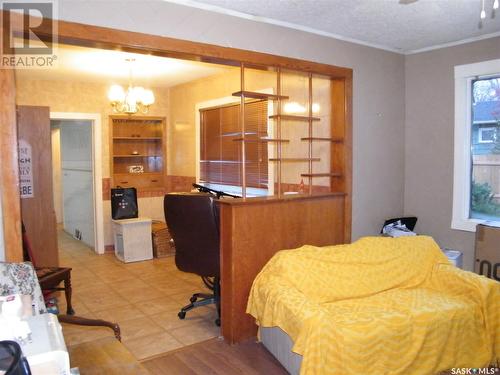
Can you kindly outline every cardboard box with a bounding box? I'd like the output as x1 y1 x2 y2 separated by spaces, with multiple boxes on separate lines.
474 223 500 281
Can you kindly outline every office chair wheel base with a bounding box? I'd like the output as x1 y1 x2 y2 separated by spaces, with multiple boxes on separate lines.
178 311 186 320
190 296 197 303
215 318 220 326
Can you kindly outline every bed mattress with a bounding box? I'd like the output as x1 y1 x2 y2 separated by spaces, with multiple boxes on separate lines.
260 326 302 375
247 237 500 374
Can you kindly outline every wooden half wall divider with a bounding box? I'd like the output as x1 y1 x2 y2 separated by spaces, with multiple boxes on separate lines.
218 193 346 344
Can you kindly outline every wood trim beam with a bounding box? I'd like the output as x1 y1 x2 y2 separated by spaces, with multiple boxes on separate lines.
0 69 22 261
3 10 352 79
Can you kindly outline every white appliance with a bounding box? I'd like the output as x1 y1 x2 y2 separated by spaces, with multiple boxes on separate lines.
112 217 153 263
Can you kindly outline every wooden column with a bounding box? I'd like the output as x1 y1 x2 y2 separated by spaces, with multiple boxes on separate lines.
0 69 23 262
331 77 353 243
218 193 346 344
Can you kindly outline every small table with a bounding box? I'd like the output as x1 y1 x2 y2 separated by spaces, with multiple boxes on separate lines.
35 267 74 315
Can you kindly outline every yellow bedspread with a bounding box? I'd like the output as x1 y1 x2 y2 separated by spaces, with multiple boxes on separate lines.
246 236 500 375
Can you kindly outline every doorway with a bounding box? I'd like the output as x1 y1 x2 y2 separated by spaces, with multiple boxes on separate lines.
50 112 104 254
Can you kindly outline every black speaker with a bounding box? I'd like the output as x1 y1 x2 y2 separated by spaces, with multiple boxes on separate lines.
111 187 138 220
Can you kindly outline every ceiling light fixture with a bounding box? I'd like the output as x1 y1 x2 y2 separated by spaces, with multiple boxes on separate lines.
107 58 155 115
481 0 498 20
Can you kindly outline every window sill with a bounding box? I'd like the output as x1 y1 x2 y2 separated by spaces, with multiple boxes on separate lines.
197 182 269 197
451 217 500 232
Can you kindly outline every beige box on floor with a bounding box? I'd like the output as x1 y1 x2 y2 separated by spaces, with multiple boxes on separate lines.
113 217 153 263
474 223 500 281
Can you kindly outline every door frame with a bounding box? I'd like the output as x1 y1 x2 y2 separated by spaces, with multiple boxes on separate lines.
50 112 105 254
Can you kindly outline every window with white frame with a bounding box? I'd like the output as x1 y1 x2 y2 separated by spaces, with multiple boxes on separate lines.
478 127 496 143
453 59 500 231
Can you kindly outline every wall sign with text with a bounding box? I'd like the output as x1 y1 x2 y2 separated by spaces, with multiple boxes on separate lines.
18 139 34 198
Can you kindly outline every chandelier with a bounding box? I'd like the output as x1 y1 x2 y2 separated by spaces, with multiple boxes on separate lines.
108 58 155 114
481 0 499 19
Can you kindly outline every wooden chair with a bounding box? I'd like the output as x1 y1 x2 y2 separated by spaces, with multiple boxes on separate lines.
22 223 121 340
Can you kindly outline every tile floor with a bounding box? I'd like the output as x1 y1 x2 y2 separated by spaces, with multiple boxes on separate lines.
56 230 220 361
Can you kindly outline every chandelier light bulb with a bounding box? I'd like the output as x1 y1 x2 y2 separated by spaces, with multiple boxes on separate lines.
107 60 155 114
132 86 145 100
480 0 486 19
494 0 499 10
108 84 125 103
142 90 155 106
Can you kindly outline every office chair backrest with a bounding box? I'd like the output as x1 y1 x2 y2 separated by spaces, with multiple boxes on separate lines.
164 192 220 278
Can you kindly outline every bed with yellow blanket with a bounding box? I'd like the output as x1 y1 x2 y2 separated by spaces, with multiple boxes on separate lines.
247 236 500 375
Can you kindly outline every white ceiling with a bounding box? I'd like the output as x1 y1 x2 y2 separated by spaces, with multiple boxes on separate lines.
16 43 232 87
166 0 500 53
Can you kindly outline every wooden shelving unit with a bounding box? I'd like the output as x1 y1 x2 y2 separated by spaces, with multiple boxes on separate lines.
110 116 166 191
233 138 290 143
269 158 320 162
301 173 342 177
234 66 347 197
301 137 343 142
232 91 289 101
268 114 321 122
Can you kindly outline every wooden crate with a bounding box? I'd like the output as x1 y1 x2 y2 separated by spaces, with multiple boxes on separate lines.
151 221 175 258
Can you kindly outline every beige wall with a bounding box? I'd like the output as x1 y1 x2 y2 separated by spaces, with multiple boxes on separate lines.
59 1 407 239
168 69 240 177
16 79 170 177
15 78 170 245
404 36 500 271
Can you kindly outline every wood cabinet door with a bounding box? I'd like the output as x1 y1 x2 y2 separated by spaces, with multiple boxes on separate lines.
17 105 58 267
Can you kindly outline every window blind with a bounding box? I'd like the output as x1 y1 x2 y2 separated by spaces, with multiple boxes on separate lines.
200 100 268 189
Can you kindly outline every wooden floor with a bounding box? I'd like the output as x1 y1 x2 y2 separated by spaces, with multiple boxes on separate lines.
142 337 289 375
69 337 149 375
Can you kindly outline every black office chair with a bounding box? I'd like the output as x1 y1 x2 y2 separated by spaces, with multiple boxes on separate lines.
164 192 221 326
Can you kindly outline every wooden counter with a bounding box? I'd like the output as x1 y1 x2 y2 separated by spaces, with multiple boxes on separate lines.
218 192 347 344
